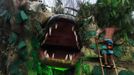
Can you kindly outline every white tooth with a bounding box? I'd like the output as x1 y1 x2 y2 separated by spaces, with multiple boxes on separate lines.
72 26 74 31
41 39 46 45
75 35 78 42
46 53 49 58
73 31 79 48
69 54 73 61
55 24 58 29
45 33 48 38
65 54 68 60
44 50 47 55
49 27 52 35
41 33 48 45
52 53 55 58
74 31 78 42
74 31 77 36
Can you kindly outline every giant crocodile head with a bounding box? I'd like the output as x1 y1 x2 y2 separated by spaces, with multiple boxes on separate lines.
40 14 82 68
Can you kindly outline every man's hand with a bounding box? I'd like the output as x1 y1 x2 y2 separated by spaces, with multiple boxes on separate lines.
96 28 103 37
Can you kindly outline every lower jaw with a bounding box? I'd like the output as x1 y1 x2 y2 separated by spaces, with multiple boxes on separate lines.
41 58 75 68
40 53 82 68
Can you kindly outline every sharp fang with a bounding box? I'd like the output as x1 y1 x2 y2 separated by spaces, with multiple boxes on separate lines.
74 31 78 42
45 33 48 38
74 31 76 35
69 54 73 61
73 31 79 48
55 24 58 29
75 35 78 42
72 26 74 31
41 39 46 45
52 53 55 58
44 50 47 55
65 54 68 60
46 53 49 58
41 33 48 45
49 27 52 35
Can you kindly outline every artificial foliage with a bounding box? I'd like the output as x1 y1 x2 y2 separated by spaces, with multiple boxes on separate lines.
0 4 44 74
94 0 134 28
92 66 103 75
119 70 134 75
77 0 134 43
1 0 134 75
77 0 134 55
76 1 134 75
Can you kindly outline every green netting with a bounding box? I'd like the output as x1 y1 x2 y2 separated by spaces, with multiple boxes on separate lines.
128 39 134 46
113 46 123 57
92 65 107 75
92 66 102 75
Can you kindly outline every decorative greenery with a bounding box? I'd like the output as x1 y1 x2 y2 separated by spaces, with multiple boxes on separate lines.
119 70 134 75
92 65 102 75
75 57 93 75
1 0 134 75
94 0 134 28
77 0 134 42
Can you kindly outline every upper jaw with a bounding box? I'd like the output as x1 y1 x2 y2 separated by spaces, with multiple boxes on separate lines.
41 24 80 48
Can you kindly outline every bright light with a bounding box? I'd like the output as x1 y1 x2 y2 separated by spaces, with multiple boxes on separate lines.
41 0 97 13
82 0 97 4
89 0 97 4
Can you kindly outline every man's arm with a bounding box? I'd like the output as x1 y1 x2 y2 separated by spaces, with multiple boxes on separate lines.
96 28 104 37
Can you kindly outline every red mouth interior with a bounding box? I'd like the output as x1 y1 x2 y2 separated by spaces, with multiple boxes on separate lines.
41 18 80 61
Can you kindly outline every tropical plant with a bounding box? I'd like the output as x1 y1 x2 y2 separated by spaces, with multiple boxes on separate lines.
93 0 134 38
77 1 134 75
78 0 134 40
77 2 97 46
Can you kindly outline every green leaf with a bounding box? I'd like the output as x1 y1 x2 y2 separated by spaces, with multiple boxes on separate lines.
18 40 26 49
121 0 125 5
31 37 40 49
82 64 92 75
37 62 42 75
8 32 17 45
20 10 28 22
42 65 53 75
119 70 134 75
75 60 82 75
9 61 23 75
28 70 37 75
